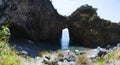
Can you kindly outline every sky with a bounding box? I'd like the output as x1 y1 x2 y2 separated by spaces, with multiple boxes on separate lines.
52 0 120 23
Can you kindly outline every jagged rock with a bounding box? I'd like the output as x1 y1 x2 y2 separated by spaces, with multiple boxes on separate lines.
68 55 76 61
68 4 120 47
45 56 51 60
98 50 107 57
1 0 66 41
17 50 28 58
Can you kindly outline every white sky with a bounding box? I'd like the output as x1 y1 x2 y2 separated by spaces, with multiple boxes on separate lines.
52 0 120 22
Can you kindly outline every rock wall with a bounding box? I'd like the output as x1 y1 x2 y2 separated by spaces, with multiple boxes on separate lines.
68 5 120 47
0 0 120 48
1 0 66 41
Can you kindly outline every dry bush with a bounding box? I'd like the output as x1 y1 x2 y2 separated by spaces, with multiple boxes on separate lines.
75 55 88 65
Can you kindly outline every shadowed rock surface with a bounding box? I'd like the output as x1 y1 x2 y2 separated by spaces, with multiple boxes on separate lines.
1 0 120 48
1 0 66 41
68 4 120 48
9 39 60 57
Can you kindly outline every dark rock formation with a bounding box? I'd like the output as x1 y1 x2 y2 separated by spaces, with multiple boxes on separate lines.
68 4 120 48
0 0 9 26
0 0 120 48
1 0 66 41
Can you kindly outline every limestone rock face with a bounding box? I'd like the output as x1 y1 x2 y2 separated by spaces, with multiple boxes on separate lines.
68 5 120 47
2 0 66 41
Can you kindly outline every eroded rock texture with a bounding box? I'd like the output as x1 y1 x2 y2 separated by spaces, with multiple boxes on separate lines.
0 0 120 48
3 0 66 41
68 5 120 47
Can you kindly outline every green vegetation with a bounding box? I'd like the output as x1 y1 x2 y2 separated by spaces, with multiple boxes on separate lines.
39 50 52 57
106 48 120 61
57 53 64 58
68 4 120 47
57 53 64 62
0 25 24 65
95 48 120 65
95 57 106 65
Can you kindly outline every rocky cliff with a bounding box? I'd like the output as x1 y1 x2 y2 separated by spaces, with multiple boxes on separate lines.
68 5 120 47
0 0 66 41
0 0 120 48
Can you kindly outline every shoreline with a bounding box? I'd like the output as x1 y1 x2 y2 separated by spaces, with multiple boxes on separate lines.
8 39 120 65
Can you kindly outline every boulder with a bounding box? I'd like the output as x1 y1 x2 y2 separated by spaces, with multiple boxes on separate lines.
98 50 107 57
17 50 28 58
